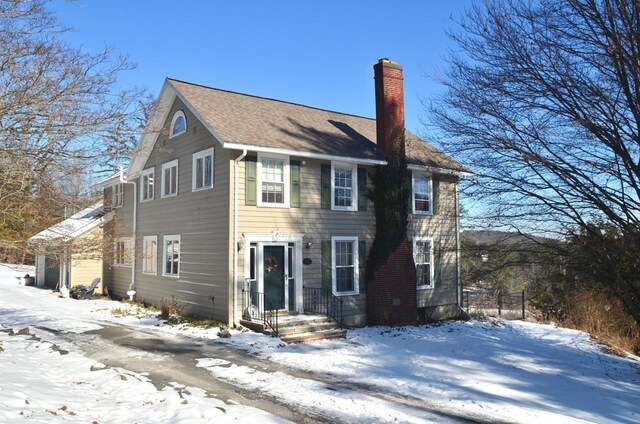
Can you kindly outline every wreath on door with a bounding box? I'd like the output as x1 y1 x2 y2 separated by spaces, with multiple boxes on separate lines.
265 255 279 273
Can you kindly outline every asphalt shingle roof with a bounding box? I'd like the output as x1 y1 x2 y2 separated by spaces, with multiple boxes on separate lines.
169 78 470 173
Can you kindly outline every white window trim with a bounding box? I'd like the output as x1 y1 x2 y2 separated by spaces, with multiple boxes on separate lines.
169 110 187 138
331 236 359 296
331 161 358 211
112 183 124 208
161 159 179 198
142 235 158 275
162 234 181 278
192 147 214 191
114 237 133 267
414 237 434 289
140 167 155 202
257 152 290 208
412 172 433 215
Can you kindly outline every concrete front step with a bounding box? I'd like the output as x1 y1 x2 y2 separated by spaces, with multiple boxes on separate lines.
264 321 339 337
275 316 333 328
280 328 347 344
240 314 347 343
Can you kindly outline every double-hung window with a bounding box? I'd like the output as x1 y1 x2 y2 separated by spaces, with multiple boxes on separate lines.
332 236 359 296
192 148 213 191
412 173 432 214
414 238 433 289
141 168 155 202
112 183 124 207
258 153 289 207
331 162 357 211
162 159 178 197
163 235 180 277
142 236 157 275
114 238 132 266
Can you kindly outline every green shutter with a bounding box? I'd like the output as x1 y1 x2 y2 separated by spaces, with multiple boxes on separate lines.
357 167 367 211
434 240 443 287
321 164 331 209
406 172 413 212
245 156 257 206
432 175 440 215
290 160 301 208
321 240 332 293
358 240 367 293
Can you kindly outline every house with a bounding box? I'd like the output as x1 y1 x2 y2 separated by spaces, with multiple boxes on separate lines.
100 58 471 330
28 202 110 291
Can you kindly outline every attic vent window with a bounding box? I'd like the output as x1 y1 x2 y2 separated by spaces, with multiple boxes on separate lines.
170 110 187 138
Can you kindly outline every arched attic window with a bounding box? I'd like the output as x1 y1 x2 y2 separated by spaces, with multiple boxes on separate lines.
170 110 187 138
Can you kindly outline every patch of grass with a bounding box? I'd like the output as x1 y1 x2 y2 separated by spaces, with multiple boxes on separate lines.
164 314 226 329
111 307 136 317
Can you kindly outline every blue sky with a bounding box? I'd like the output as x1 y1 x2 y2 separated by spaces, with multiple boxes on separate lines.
50 0 472 138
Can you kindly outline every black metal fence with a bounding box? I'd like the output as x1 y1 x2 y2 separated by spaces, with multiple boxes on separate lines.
303 286 343 327
463 288 526 320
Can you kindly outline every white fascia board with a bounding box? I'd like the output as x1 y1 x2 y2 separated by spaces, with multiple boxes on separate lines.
407 164 475 178
91 173 121 191
127 82 175 178
127 80 227 179
67 212 113 240
223 142 387 166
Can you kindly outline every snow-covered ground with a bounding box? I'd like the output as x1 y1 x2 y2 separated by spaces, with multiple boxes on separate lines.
0 264 283 423
1 263 639 423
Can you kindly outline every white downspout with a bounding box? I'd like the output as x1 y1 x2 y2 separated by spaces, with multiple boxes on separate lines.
233 149 247 326
455 181 462 308
120 166 137 300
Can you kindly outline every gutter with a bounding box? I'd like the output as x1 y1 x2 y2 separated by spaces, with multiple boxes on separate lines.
120 167 138 299
233 149 248 326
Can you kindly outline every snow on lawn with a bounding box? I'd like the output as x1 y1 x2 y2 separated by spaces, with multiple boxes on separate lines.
0 264 283 423
2 263 640 423
219 320 640 423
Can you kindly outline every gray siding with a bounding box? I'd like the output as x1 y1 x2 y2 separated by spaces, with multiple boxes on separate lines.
410 175 460 311
103 97 460 326
133 98 230 322
103 179 135 298
234 154 375 326
235 157 460 326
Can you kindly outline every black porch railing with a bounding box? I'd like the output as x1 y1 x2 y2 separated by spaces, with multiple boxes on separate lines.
241 289 279 336
303 286 343 328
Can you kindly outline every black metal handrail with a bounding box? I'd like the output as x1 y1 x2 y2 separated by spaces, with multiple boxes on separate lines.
241 289 279 336
303 286 343 327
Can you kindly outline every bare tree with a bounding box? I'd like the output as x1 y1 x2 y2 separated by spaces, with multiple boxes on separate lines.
429 0 640 322
0 0 148 247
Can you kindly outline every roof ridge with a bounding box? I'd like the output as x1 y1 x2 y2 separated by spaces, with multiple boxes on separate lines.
166 77 376 122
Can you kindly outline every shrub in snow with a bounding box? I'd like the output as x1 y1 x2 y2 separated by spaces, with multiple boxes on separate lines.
217 329 231 338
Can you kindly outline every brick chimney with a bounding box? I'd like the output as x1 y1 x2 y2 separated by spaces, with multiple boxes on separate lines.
374 58 405 154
